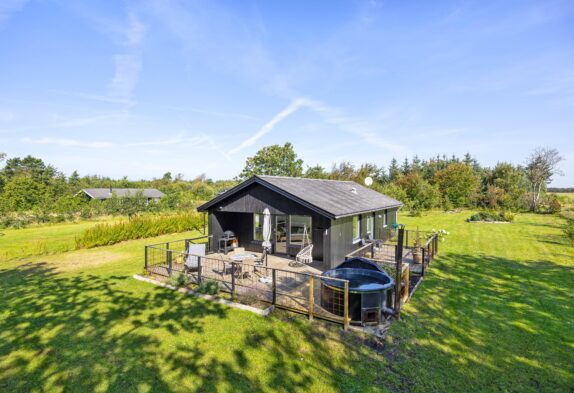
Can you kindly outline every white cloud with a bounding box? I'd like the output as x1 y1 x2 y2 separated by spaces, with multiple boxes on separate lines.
108 54 142 105
125 11 145 46
229 97 406 156
228 98 308 155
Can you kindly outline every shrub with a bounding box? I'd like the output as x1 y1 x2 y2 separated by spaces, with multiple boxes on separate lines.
75 211 204 249
197 280 220 295
564 220 574 246
467 210 513 222
168 273 190 288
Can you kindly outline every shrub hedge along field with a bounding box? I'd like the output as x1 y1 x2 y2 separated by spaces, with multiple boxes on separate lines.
75 212 204 249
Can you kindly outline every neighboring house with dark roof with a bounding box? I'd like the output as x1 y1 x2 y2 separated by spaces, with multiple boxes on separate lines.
197 175 403 268
78 188 165 202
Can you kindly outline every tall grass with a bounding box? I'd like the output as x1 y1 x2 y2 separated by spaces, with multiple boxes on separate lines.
75 212 204 249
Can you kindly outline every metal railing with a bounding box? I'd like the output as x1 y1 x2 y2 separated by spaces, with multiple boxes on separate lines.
144 238 353 329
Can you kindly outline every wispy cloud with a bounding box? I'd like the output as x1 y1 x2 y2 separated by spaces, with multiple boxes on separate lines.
228 99 307 155
127 133 211 147
22 137 114 149
107 11 145 109
229 97 406 156
0 0 27 24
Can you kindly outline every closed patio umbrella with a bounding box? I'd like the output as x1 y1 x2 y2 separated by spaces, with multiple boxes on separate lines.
261 208 272 266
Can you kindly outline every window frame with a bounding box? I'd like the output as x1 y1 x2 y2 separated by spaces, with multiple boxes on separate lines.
288 215 312 246
352 215 361 243
366 213 374 236
253 213 263 241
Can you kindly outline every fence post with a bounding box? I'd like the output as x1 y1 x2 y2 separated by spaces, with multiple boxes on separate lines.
370 242 375 258
421 248 426 277
308 276 314 321
405 230 409 248
394 228 404 319
272 269 277 305
198 256 202 284
435 235 438 256
144 246 148 271
231 263 236 294
167 250 172 276
343 280 350 330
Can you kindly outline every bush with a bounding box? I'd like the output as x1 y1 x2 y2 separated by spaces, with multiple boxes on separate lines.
75 211 204 249
564 220 574 246
197 280 220 295
168 273 191 288
468 210 513 222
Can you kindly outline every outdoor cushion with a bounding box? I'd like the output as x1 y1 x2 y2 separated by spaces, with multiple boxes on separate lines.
185 243 205 270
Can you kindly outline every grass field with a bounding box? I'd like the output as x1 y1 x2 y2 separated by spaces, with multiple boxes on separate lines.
0 217 120 262
1 211 573 392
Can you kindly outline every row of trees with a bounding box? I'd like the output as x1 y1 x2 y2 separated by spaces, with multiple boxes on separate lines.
0 144 565 227
238 143 564 214
0 154 234 227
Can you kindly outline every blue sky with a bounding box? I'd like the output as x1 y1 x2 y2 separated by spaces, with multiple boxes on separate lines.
0 0 573 185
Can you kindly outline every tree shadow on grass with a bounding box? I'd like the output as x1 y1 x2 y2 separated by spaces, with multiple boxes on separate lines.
0 262 387 392
385 252 574 392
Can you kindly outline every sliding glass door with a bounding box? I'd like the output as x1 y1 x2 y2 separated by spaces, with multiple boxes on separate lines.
275 215 287 253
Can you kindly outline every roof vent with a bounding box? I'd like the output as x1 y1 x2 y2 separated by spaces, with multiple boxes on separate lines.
350 187 357 194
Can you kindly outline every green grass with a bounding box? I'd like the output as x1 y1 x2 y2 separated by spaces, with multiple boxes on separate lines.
0 217 121 261
1 211 573 392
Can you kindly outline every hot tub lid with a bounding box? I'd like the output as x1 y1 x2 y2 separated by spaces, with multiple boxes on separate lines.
322 268 394 293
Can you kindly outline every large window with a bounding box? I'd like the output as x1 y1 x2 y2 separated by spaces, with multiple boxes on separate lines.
353 215 361 241
253 214 263 241
289 215 311 245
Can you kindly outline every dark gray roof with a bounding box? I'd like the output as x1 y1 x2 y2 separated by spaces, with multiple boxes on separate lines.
197 175 402 219
81 188 165 199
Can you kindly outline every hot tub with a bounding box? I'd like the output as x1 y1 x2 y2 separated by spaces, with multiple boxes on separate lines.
321 257 394 325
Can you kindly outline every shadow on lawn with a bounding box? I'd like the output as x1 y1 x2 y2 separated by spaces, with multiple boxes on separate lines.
387 252 574 392
0 263 384 392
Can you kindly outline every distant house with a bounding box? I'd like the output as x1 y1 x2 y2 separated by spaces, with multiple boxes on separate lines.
78 188 165 203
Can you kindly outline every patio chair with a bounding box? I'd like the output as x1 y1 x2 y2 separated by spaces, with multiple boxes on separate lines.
184 243 205 272
295 243 313 265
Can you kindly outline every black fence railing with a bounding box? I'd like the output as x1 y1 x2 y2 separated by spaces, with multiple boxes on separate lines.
344 228 440 316
144 238 354 328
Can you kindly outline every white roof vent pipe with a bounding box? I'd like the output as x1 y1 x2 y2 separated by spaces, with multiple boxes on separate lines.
350 187 357 194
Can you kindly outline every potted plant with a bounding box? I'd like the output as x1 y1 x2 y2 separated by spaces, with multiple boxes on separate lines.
413 227 422 264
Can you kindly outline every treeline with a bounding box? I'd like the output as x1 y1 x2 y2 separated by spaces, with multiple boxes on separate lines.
0 154 236 228
239 143 565 215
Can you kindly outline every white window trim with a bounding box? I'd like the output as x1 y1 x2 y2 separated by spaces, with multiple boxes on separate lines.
383 210 388 228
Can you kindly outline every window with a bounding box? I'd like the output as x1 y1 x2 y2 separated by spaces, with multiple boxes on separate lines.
253 214 263 241
366 214 373 235
383 210 388 227
353 215 361 241
289 215 311 245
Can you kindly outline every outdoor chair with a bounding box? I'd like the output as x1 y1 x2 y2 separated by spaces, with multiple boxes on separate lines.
293 244 313 266
184 243 205 272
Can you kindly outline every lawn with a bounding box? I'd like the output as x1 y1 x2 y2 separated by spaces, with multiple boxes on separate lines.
0 217 120 262
1 211 573 392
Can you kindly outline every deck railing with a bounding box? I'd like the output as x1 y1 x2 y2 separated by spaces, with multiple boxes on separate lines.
344 228 440 316
144 239 355 329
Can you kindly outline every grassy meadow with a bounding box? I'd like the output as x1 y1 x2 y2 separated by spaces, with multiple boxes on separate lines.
0 211 573 392
0 217 119 262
